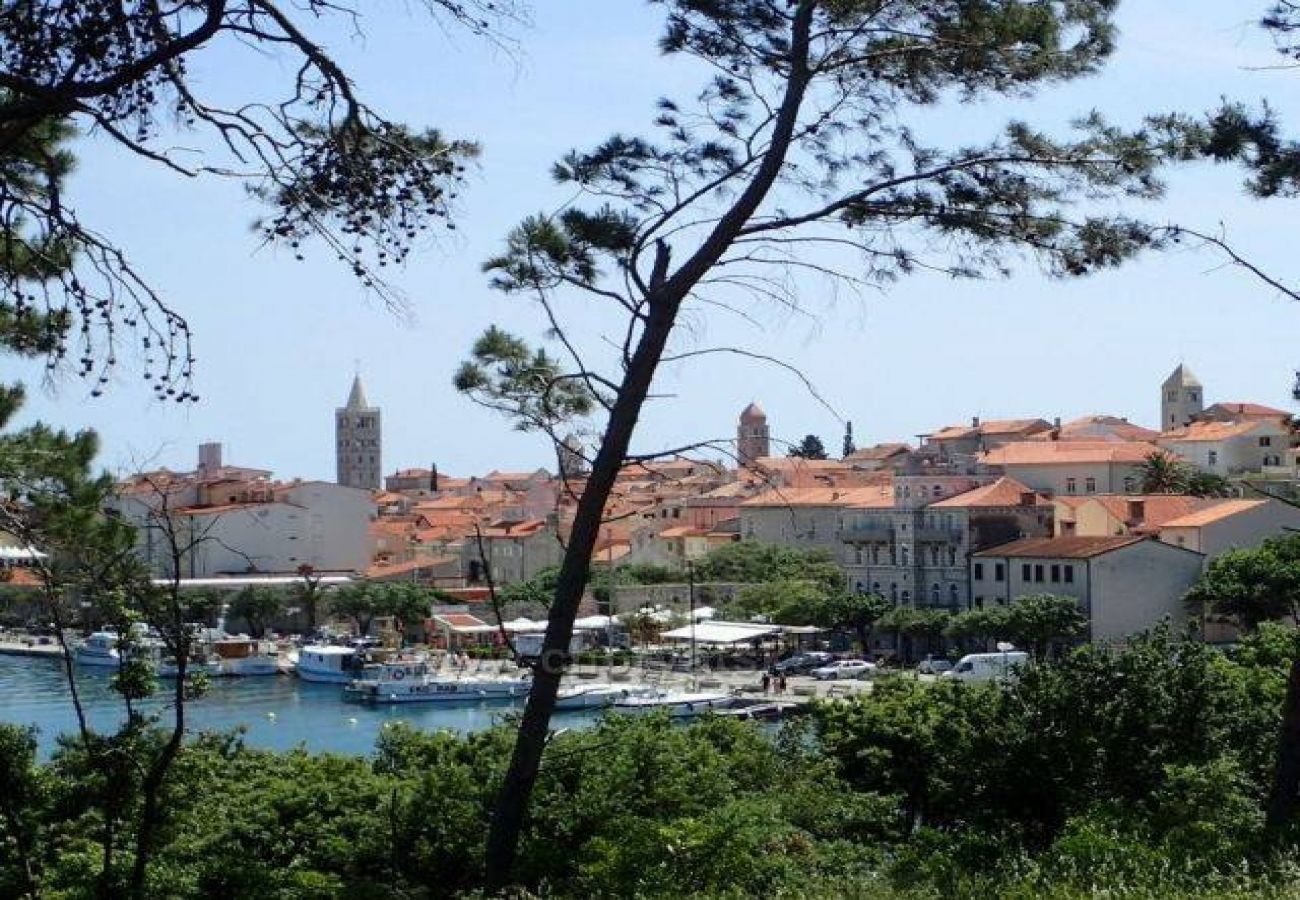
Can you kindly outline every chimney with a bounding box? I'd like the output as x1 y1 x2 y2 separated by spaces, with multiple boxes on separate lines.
1019 492 1037 507
971 416 981 428
1053 416 1061 428
1127 499 1145 524
430 463 439 493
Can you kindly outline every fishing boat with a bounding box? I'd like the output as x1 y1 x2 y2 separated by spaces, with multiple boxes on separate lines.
610 690 734 718
295 644 364 684
554 682 657 711
344 658 531 704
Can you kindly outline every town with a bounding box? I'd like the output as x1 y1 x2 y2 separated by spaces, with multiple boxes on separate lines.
13 362 1286 659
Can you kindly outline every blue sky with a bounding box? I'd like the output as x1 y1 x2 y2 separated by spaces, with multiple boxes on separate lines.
10 1 1300 479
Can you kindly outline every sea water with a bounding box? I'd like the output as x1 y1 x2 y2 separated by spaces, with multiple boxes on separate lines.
0 655 600 758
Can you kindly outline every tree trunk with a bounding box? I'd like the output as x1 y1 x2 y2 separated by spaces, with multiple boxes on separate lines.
1266 652 1300 831
482 6 815 886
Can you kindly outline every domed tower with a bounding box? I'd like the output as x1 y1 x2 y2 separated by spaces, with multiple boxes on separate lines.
737 402 771 466
558 433 588 479
336 373 382 490
1161 364 1203 431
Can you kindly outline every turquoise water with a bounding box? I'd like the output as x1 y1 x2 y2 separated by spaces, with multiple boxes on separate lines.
0 655 598 758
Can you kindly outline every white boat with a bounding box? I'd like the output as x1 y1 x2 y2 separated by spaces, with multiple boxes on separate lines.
610 690 734 717
344 658 531 704
295 645 364 684
555 683 657 710
74 631 123 667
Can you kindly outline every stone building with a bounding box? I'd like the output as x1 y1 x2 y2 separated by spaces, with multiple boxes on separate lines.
1161 364 1203 431
336 374 382 491
737 402 771 465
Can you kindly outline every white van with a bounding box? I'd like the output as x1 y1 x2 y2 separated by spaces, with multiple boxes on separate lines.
941 651 1029 683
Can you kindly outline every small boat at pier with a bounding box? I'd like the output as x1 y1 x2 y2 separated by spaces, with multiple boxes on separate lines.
344 658 531 704
554 683 657 710
610 690 733 718
295 645 365 684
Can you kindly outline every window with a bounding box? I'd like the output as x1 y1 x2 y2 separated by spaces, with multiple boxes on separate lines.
1123 476 1136 493
1033 564 1045 583
1022 563 1032 581
855 581 865 594
1261 436 1273 447
854 545 865 565
1050 564 1060 583
974 596 984 609
1066 477 1077 494
1085 477 1097 494
950 583 960 605
872 582 881 595
1064 565 1074 584
947 547 957 566
1208 450 1218 467
931 584 940 604
932 485 943 498
930 546 940 565
871 545 880 564
974 562 985 580
890 583 898 602
901 590 911 605
995 562 1005 582
900 546 909 565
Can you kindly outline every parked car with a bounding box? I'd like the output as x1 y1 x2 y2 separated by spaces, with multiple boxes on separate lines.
917 656 954 675
941 651 1029 683
771 651 834 675
811 659 877 681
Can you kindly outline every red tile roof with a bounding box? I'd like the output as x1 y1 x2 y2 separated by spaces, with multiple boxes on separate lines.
981 441 1162 466
1160 500 1269 528
974 535 1147 559
929 477 1047 509
1160 421 1267 442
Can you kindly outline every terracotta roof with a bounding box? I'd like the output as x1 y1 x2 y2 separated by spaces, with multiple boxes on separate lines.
929 424 979 441
741 486 890 508
1160 500 1269 528
478 519 547 538
1085 495 1215 527
978 418 1052 436
845 443 912 461
658 526 708 538
981 441 1162 466
433 613 489 629
1204 402 1291 419
740 401 766 422
973 535 1148 559
1037 415 1161 443
929 477 1046 509
364 556 457 579
1160 421 1265 442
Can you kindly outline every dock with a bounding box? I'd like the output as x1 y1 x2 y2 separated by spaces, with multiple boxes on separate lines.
0 640 67 659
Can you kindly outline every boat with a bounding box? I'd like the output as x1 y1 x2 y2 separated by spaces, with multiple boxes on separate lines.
714 699 802 721
555 683 657 711
295 644 365 684
344 658 531 704
610 690 734 718
73 631 123 667
212 638 280 676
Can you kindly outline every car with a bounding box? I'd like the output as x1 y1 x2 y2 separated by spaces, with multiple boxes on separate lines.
810 659 878 681
771 651 833 675
917 656 954 675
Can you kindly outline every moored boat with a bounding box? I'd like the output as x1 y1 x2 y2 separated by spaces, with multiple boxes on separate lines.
555 683 657 711
212 638 280 676
295 644 364 684
344 658 531 704
73 631 122 667
610 690 733 717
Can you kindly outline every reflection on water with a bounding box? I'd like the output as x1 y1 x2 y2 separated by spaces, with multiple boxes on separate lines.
0 656 591 758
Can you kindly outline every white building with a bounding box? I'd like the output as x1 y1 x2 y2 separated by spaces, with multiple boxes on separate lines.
979 441 1160 497
971 535 1205 643
1158 498 1300 559
1156 419 1292 476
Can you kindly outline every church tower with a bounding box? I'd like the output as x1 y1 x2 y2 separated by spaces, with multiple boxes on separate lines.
1161 364 1203 431
336 374 382 491
737 402 771 466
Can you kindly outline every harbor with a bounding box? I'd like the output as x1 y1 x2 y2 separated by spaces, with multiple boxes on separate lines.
0 638 864 758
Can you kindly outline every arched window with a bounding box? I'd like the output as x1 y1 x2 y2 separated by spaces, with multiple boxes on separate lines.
932 485 943 498
901 589 911 605
890 583 898 602
930 584 940 604
855 581 865 594
900 546 909 565
949 583 959 605
872 582 881 595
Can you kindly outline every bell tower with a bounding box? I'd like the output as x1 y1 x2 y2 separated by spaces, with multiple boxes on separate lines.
737 402 770 466
1161 364 1203 431
336 373 382 490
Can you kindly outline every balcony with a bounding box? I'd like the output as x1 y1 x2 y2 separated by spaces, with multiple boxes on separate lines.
913 527 963 543
841 523 894 541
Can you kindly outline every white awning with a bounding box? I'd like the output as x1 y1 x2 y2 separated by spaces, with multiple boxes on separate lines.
0 547 46 561
660 621 781 645
503 617 546 633
150 575 354 589
574 615 615 631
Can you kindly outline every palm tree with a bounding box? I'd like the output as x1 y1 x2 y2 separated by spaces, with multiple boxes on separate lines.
1137 451 1192 494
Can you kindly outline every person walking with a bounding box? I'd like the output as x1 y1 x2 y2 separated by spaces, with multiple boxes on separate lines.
761 671 771 694
777 673 788 694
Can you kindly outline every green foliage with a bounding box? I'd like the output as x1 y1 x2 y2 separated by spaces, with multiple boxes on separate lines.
788 434 828 460
453 325 599 432
946 594 1087 658
1187 533 1300 630
328 582 440 638
694 541 843 593
227 586 284 639
1134 451 1230 498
